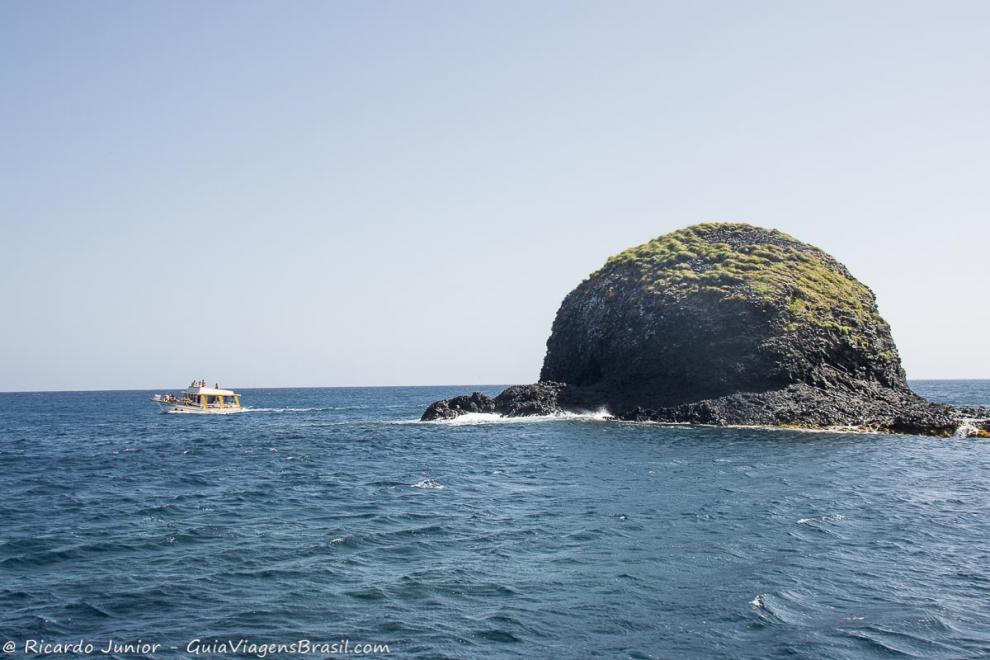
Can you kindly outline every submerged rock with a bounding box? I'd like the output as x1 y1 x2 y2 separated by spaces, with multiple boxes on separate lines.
423 223 986 436
421 392 495 421
421 383 565 421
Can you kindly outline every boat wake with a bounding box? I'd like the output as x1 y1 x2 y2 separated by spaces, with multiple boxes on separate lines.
242 407 331 413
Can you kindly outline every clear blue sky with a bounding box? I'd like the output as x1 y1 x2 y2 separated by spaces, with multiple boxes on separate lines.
2 1 988 391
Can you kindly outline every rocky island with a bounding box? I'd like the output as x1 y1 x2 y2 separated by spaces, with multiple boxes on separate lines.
423 223 988 437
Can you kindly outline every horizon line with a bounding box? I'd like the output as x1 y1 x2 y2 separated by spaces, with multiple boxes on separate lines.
1 378 988 395
0 383 514 395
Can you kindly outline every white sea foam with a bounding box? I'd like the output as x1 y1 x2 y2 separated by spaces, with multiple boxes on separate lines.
422 408 611 426
953 419 987 438
412 479 444 490
797 514 845 525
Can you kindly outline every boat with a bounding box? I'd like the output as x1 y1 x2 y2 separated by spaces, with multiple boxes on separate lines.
151 380 245 414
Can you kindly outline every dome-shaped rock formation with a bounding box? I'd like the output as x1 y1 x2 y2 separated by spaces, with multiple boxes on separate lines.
423 223 988 436
543 223 903 408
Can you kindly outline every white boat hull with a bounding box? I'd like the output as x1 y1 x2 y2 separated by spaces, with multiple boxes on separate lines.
156 402 245 415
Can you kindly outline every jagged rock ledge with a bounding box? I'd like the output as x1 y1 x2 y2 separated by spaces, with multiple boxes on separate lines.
421 382 990 437
421 382 566 420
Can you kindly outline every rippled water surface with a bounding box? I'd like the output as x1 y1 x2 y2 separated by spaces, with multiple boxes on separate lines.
2 382 990 658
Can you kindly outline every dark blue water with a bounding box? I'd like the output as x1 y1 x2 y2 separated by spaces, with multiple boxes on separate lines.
1 381 989 658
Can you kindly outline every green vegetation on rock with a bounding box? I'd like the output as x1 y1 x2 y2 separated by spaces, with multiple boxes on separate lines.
597 223 882 340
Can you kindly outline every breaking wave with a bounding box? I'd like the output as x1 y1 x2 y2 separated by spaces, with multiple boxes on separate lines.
411 479 444 490
954 419 987 438
421 409 611 425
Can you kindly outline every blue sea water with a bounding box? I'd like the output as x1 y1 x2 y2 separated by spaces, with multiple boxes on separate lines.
1 381 990 659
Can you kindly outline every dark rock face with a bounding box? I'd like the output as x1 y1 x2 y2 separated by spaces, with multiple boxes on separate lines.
494 382 565 417
422 223 985 436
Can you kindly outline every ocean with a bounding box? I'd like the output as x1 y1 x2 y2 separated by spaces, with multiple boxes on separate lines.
1 381 989 658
